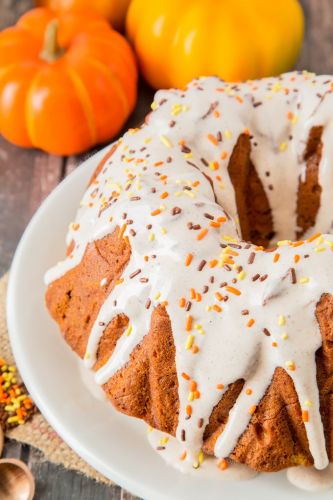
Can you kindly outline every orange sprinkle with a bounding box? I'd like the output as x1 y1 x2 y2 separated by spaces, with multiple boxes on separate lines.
209 259 218 268
216 384 225 390
161 300 168 307
197 228 208 240
213 304 222 313
181 372 190 381
209 221 220 228
287 111 294 120
294 254 300 263
185 253 193 266
302 410 309 423
190 288 196 299
185 315 193 331
236 96 244 104
151 209 161 216
207 133 218 146
292 240 304 247
307 232 322 243
160 174 168 181
144 255 149 262
215 292 223 301
213 110 220 118
225 249 239 257
193 390 201 399
247 318 255 328
160 191 169 199
223 258 234 265
196 293 202 302
217 216 227 223
249 405 257 415
192 345 199 354
192 180 200 187
218 459 229 471
180 451 187 461
210 161 219 170
189 381 197 392
245 388 253 395
118 224 127 239
179 297 186 308
178 139 186 146
225 286 241 296
220 151 228 160
186 405 192 416
273 253 280 263
272 341 278 347
115 278 124 285
154 161 164 167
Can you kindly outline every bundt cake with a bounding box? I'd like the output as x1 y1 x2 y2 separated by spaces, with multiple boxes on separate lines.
45 71 333 479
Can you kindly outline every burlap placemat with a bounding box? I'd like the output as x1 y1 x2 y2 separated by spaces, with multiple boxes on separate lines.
0 272 112 485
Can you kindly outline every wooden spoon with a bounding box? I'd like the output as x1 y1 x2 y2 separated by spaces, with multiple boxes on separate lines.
0 458 35 500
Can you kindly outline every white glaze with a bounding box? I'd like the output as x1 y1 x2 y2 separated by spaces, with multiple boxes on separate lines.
45 72 333 485
287 464 333 492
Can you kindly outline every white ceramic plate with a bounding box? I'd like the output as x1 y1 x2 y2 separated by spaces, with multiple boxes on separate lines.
6 148 333 500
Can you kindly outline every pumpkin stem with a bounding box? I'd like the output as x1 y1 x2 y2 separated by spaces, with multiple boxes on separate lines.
40 20 65 63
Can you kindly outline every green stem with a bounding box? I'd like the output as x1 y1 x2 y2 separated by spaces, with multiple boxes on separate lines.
39 20 65 63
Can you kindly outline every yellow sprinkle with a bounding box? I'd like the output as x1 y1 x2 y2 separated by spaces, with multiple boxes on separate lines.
125 324 133 336
304 400 313 407
238 270 246 280
222 235 238 243
299 277 310 284
315 247 326 253
198 450 204 465
286 360 296 371
194 324 202 330
85 353 91 360
279 142 287 152
149 232 155 241
281 332 289 340
7 416 19 424
144 137 152 144
161 227 167 235
159 135 173 148
224 130 232 139
272 82 282 92
151 101 158 110
154 292 161 300
147 426 154 433
159 436 169 445
206 306 212 312
278 315 286 326
185 335 194 350
188 392 194 402
184 152 193 159
277 240 290 246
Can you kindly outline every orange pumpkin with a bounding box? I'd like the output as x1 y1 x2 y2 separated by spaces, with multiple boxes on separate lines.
35 0 131 31
0 8 137 155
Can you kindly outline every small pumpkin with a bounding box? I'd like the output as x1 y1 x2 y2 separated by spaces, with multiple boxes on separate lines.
0 8 137 155
35 0 131 31
126 0 304 89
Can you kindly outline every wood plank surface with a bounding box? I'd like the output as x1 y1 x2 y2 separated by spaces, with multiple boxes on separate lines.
1 0 333 498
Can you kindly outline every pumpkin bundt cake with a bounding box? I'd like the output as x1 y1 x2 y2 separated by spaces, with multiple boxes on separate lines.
45 72 333 478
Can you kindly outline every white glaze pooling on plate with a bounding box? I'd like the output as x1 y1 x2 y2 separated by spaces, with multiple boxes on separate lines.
46 72 333 482
287 464 333 492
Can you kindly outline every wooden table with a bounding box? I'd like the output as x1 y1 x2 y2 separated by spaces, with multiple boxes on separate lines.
0 0 332 497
